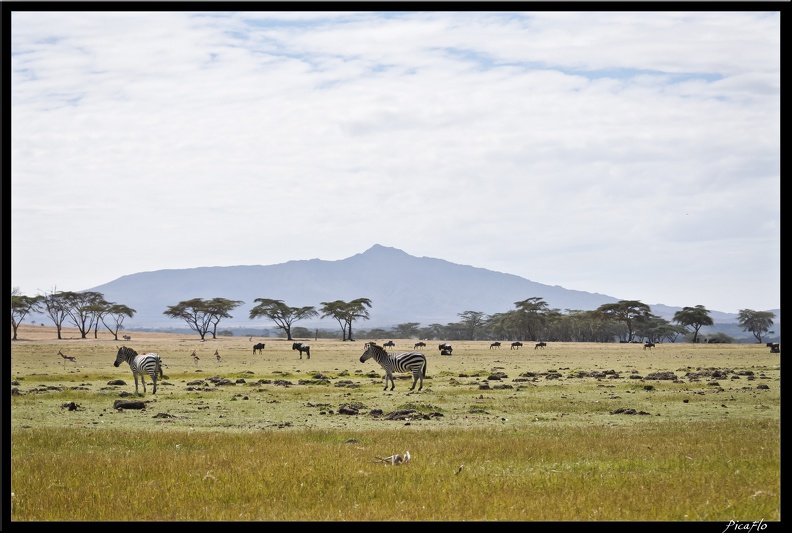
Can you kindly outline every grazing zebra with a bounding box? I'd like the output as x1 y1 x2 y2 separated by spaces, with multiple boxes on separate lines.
490 342 501 349
253 342 266 354
383 341 396 348
114 346 163 395
535 342 547 350
511 342 523 350
292 342 310 359
414 341 426 349
360 342 427 391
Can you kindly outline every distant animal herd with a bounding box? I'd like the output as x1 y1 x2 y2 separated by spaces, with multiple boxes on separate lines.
105 337 780 396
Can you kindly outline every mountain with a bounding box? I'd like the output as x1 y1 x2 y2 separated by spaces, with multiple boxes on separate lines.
80 244 767 332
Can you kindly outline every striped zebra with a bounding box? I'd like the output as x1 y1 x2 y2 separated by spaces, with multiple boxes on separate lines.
114 346 164 395
360 342 427 391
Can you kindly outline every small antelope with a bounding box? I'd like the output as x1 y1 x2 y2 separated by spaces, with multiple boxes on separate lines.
58 349 77 364
375 451 411 465
215 349 221 363
191 350 200 365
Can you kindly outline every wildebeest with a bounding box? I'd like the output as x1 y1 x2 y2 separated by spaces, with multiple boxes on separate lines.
292 342 310 359
383 341 396 349
769 343 780 353
535 342 546 350
440 349 452 356
253 342 266 354
510 342 523 350
414 342 426 349
644 342 655 350
490 342 501 349
438 343 452 354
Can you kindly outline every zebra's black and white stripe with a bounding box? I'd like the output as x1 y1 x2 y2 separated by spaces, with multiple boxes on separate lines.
114 346 163 395
360 343 427 391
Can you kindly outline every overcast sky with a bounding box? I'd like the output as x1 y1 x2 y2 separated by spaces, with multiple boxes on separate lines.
10 9 780 314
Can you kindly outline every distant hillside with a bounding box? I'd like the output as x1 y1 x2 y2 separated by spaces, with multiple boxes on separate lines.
48 244 776 338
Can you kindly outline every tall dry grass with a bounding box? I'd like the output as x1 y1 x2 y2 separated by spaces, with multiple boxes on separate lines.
10 325 781 521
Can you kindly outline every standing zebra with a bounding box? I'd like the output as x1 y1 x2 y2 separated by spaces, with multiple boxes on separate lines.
360 342 427 391
114 346 164 395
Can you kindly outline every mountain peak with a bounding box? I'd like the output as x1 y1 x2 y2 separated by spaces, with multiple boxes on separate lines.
363 244 404 255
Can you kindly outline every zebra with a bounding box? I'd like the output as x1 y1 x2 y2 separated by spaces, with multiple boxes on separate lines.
292 342 310 359
114 346 164 395
360 342 427 391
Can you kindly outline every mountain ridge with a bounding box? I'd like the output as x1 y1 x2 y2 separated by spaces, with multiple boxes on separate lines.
82 244 771 330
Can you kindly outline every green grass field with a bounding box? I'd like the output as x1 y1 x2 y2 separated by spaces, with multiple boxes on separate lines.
9 326 781 521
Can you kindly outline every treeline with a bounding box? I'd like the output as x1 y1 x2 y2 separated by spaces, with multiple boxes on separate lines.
11 288 777 345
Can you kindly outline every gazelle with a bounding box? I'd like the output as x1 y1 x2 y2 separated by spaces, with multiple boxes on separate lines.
58 349 77 365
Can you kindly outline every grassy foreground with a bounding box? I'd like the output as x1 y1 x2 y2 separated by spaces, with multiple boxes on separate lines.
9 326 781 521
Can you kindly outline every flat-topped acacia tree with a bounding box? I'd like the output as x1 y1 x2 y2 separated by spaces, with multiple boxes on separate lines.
163 298 243 341
249 298 318 341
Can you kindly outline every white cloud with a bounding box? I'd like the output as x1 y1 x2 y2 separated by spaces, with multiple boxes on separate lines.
10 9 780 314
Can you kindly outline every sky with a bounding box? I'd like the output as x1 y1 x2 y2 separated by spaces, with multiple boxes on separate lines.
9 9 781 315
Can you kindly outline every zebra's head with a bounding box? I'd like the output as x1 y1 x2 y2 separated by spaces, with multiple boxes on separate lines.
114 346 136 367
360 342 382 363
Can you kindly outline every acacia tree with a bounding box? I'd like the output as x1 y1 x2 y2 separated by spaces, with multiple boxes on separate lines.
61 291 107 339
205 298 244 339
392 322 421 339
457 311 487 340
673 305 714 343
163 298 215 340
344 298 372 342
596 300 653 342
41 289 71 340
10 289 42 340
737 309 776 343
100 304 137 340
513 297 551 341
249 298 318 341
320 300 350 340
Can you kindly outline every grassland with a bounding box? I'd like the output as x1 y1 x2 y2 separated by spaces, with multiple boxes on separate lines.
9 325 781 521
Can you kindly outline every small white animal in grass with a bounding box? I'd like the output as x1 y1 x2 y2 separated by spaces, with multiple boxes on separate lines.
375 451 411 465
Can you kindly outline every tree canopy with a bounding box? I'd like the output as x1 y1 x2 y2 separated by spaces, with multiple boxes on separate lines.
737 309 775 343
673 305 714 343
249 298 318 341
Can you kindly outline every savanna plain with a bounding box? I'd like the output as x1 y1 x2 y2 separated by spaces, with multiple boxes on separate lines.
9 325 781 522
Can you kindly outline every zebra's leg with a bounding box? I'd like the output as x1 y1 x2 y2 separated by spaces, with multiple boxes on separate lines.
388 373 396 391
133 372 140 395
